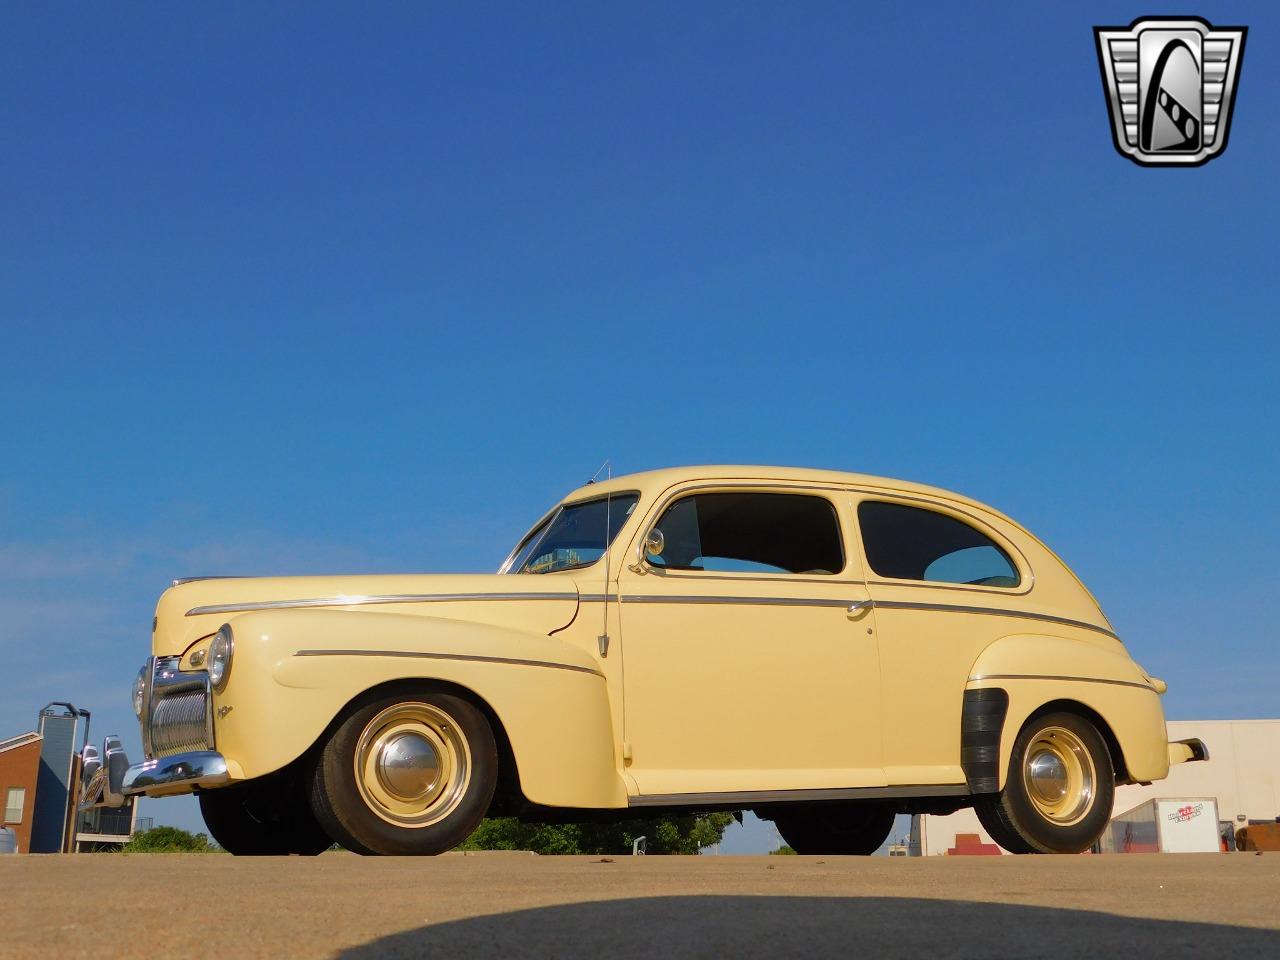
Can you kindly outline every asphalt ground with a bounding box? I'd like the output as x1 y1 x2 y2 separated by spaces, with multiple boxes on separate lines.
3 852 1278 959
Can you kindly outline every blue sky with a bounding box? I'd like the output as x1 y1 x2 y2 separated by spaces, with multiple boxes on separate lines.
2 3 1276 847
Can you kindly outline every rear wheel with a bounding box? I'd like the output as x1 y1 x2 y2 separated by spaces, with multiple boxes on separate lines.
768 802 895 855
309 687 497 855
199 775 333 856
975 711 1114 854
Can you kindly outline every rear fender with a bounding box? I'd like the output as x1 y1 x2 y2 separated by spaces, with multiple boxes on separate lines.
968 633 1170 789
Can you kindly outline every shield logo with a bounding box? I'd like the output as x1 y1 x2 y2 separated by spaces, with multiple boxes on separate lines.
1095 17 1247 166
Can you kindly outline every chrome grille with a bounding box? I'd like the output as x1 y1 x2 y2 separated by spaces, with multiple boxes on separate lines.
143 655 214 758
151 688 211 757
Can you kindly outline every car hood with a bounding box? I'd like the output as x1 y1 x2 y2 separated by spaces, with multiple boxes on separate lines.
151 572 583 657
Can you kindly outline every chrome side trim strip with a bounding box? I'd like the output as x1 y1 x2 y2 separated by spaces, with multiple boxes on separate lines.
863 578 1031 598
293 648 605 679
968 672 1155 692
871 600 1118 640
628 783 969 807
646 574 861 586
620 594 854 608
187 592 579 617
614 593 1116 638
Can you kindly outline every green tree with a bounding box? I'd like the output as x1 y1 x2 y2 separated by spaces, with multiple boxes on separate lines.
121 826 214 853
460 813 737 855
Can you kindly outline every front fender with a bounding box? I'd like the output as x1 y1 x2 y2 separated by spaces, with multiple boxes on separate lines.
968 633 1170 789
211 608 627 808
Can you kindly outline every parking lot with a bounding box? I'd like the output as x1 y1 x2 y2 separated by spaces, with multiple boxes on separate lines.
4 852 1279 959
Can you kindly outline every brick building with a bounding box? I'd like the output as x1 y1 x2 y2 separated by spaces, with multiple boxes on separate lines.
0 731 43 854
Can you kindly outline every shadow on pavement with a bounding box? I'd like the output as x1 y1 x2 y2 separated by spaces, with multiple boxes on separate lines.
338 895 1278 959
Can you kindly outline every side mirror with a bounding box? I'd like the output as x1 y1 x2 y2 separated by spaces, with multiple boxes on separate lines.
644 529 665 560
627 529 665 573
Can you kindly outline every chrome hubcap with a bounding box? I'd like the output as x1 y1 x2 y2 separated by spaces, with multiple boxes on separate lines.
1021 726 1096 826
354 703 470 828
1027 752 1068 804
377 733 442 802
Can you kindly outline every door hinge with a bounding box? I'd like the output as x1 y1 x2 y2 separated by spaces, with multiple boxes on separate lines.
622 741 633 762
597 633 610 657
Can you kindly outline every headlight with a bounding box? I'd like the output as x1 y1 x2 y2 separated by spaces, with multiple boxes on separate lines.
209 624 234 691
132 665 147 718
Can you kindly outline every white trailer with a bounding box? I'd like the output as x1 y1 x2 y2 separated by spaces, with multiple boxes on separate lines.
1099 797 1222 854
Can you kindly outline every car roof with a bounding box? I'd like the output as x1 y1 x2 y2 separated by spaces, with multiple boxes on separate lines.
561 465 1015 523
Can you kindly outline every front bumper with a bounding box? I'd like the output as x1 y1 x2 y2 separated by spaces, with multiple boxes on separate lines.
82 656 228 809
123 750 230 797
82 748 230 808
80 742 231 814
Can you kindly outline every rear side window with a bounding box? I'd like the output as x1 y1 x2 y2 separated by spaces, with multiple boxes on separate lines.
857 501 1020 588
647 492 844 575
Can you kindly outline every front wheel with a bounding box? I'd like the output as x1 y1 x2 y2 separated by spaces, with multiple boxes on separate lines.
975 711 1114 854
309 687 497 855
767 802 895 855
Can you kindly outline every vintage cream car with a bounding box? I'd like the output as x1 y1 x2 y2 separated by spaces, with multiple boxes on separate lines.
83 466 1206 855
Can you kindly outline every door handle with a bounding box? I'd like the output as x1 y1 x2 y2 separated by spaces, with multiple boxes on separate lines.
847 599 874 617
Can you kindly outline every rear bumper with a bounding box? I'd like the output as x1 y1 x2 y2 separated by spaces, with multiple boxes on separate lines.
123 751 230 798
1167 738 1210 765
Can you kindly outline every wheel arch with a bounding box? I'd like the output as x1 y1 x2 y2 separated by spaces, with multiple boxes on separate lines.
298 676 526 813
983 682 1167 791
1019 697 1130 784
968 631 1171 789
959 686 1133 795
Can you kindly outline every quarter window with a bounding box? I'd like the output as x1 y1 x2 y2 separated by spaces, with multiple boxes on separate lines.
857 501 1020 588
647 492 844 575
4 787 24 823
512 493 640 574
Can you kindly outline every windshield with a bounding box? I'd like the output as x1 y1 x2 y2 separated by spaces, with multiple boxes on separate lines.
507 493 640 574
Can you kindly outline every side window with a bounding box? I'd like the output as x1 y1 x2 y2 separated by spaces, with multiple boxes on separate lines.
647 492 843 575
4 787 24 823
857 501 1020 588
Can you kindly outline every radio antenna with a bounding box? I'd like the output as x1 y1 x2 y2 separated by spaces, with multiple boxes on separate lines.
594 459 612 658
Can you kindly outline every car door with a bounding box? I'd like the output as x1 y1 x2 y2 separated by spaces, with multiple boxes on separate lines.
854 494 1033 788
616 484 885 801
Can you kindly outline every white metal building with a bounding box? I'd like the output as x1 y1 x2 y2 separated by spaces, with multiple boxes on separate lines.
911 719 1280 855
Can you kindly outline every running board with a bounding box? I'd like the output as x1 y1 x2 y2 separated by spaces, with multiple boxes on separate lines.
628 783 969 807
